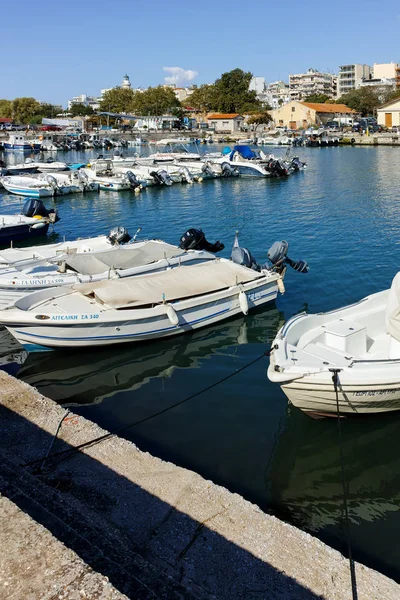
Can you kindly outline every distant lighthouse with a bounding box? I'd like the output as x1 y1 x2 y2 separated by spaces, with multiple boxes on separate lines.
121 74 132 89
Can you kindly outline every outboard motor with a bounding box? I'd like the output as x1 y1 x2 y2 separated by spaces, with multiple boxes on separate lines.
267 241 309 274
150 170 173 186
221 162 239 177
179 228 224 253
22 199 59 223
78 169 90 191
178 166 194 184
231 232 261 271
201 162 216 177
291 157 306 171
125 171 141 190
107 227 132 245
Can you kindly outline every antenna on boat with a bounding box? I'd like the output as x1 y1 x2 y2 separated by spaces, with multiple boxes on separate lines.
132 227 142 241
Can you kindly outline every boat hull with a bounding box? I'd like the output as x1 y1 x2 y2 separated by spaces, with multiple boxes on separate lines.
4 143 41 151
279 377 400 416
0 223 49 246
5 279 278 350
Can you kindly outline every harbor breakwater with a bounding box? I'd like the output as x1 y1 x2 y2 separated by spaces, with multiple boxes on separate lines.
1 371 399 600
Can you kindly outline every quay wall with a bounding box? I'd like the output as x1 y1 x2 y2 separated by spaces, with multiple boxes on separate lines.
1 371 399 599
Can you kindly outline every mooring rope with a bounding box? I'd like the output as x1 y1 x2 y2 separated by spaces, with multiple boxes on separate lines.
23 349 271 471
330 368 358 600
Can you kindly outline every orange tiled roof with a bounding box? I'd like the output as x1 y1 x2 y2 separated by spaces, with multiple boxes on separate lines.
207 113 241 120
301 102 355 113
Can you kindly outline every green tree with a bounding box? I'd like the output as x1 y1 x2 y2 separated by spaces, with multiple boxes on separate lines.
213 69 262 113
99 87 135 113
39 102 63 118
131 86 180 115
69 103 94 117
337 88 381 116
247 112 272 126
0 99 12 118
12 97 42 123
183 84 219 112
304 94 332 103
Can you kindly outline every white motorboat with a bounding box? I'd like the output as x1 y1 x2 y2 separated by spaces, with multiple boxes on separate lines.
0 239 216 309
1 171 98 197
213 145 289 177
36 159 69 172
0 230 125 266
82 159 143 191
0 199 59 246
0 260 282 351
3 158 39 175
0 234 310 351
268 273 400 416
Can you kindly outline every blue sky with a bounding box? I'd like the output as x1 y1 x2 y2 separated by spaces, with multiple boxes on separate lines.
1 0 399 106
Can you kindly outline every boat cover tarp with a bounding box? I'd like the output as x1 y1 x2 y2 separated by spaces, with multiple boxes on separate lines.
63 241 185 275
74 260 264 308
229 145 256 161
386 272 400 342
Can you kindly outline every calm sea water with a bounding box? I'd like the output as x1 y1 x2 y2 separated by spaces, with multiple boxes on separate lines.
2 145 400 581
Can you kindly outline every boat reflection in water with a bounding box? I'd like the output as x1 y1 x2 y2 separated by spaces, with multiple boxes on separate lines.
268 406 400 581
18 306 283 407
0 328 28 376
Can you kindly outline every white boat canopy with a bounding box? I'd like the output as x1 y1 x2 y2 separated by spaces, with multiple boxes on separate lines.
74 261 264 309
60 241 187 276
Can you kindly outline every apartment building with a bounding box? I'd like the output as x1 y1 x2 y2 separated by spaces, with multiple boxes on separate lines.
289 68 337 100
338 64 372 96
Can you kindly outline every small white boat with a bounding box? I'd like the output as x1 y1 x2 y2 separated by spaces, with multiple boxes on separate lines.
1 171 98 197
82 159 143 191
36 159 69 172
268 273 400 416
4 158 39 175
0 231 124 266
0 260 282 351
0 239 216 308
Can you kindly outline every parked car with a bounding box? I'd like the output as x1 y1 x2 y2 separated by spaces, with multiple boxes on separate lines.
41 125 62 131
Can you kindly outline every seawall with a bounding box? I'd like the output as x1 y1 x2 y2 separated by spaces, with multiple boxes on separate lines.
1 371 399 599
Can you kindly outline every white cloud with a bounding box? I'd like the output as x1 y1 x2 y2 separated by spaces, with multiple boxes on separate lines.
163 67 198 87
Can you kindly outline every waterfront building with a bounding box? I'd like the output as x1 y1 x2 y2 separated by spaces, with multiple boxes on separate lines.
206 113 244 133
249 77 267 95
376 97 400 128
270 101 355 130
373 63 399 80
67 94 100 110
266 81 291 108
338 64 372 96
289 68 337 101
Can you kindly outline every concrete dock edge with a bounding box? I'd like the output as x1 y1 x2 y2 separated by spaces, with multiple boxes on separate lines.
0 371 398 600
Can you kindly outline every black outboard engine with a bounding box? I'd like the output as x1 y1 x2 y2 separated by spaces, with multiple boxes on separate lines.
125 171 141 190
267 241 309 274
22 199 59 223
179 228 224 253
221 162 239 177
150 170 173 186
107 227 132 245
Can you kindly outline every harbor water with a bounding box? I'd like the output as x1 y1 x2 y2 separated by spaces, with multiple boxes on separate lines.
1 144 400 581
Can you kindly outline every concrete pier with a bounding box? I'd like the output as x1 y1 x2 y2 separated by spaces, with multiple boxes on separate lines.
1 371 399 600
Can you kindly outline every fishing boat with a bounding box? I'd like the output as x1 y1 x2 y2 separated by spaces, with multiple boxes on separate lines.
1 171 98 197
0 235 308 351
3 134 41 151
0 227 132 266
214 146 290 177
0 236 218 308
268 272 400 416
82 159 143 191
0 199 59 246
